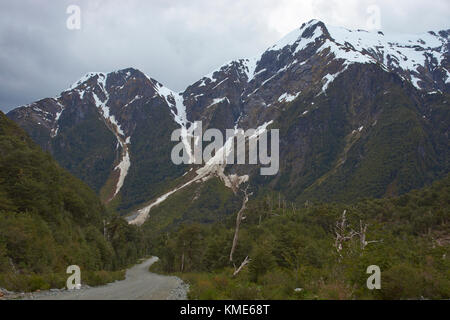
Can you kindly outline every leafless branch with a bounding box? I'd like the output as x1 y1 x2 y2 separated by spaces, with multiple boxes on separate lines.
334 210 359 255
233 256 251 276
359 220 382 250
229 186 251 262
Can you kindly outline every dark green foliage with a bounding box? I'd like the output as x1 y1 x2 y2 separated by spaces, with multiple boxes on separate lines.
150 175 449 299
248 243 277 282
0 112 146 291
142 177 242 240
256 64 449 204
51 104 117 193
117 101 186 213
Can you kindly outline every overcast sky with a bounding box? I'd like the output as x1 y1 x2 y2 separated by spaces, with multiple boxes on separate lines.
0 0 448 112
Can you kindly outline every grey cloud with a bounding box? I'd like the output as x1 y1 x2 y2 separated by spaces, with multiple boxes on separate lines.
0 0 448 112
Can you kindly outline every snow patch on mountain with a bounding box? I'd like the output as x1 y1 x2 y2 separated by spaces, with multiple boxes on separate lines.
251 67 266 79
260 74 278 87
88 73 131 198
123 95 143 108
155 83 188 127
195 19 447 94
129 120 274 225
241 57 260 82
78 90 85 100
293 25 323 55
67 72 105 91
207 97 230 108
212 77 229 90
321 70 345 93
50 99 66 138
155 82 195 164
278 92 300 103
324 24 448 89
114 141 131 197
268 19 319 52
129 175 199 225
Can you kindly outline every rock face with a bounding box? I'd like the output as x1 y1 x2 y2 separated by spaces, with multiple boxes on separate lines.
8 68 186 212
7 20 450 222
182 20 449 132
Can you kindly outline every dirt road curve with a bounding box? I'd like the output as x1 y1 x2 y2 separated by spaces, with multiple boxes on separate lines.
29 257 188 300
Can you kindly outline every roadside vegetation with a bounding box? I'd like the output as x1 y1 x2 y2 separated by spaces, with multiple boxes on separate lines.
148 175 449 299
0 113 147 292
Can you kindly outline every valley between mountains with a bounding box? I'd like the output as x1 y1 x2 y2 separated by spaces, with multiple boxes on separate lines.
1 19 449 299
7 20 450 225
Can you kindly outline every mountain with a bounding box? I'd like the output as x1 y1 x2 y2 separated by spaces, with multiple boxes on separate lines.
183 20 448 127
0 111 145 291
6 20 450 228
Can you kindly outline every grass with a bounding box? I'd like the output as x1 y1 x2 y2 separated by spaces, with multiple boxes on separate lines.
0 269 126 293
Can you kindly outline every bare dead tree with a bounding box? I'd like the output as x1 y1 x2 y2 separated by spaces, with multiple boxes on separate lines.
334 210 359 255
359 220 382 250
9 258 17 274
181 240 186 272
229 186 251 263
359 220 367 250
229 186 254 276
103 219 109 240
334 210 382 258
233 256 251 276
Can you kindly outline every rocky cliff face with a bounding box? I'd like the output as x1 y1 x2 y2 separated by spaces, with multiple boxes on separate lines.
8 68 185 211
183 20 449 131
7 20 450 224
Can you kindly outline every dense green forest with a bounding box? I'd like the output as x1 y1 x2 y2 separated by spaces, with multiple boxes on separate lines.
1 106 448 299
0 112 146 291
149 175 449 299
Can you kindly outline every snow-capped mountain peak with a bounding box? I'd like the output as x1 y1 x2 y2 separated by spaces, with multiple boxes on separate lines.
6 21 449 224
183 20 448 120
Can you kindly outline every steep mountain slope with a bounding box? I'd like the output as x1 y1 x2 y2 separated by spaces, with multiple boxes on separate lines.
182 19 449 133
6 20 450 226
8 69 187 213
0 112 145 291
271 64 449 203
177 20 449 206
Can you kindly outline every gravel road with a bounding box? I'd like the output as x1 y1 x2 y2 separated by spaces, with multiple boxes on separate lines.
27 257 188 300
